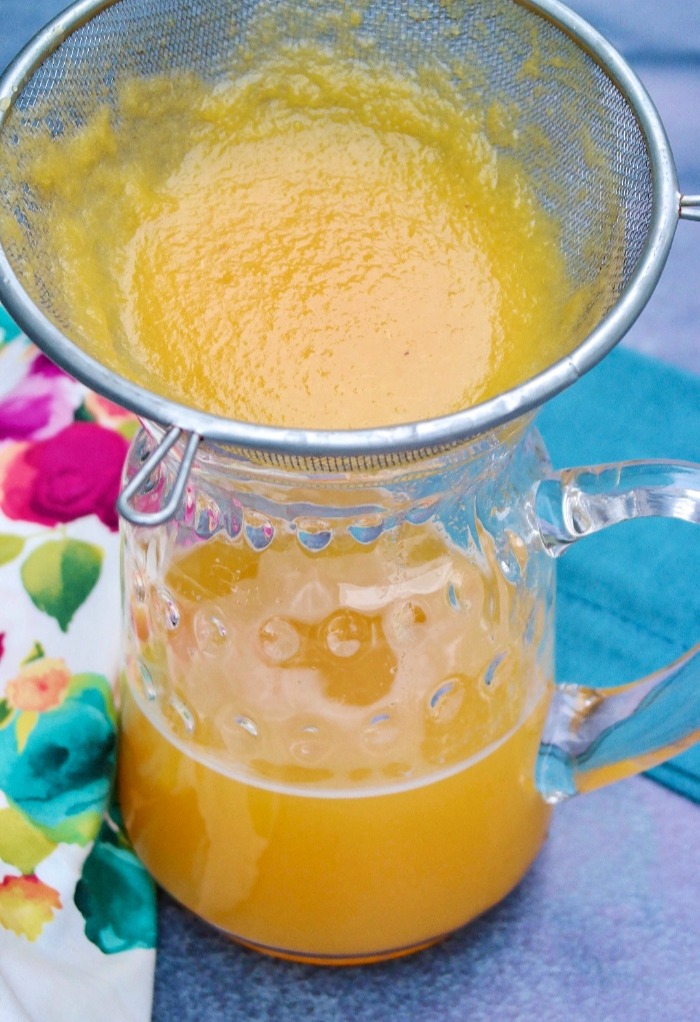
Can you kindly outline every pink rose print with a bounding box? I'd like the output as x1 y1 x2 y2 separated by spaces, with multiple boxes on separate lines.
28 354 69 379
5 657 71 711
0 353 82 442
0 422 128 531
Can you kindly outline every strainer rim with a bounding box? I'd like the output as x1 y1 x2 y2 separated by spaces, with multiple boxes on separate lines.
0 0 680 460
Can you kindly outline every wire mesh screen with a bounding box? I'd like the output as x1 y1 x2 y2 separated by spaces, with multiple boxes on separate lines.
0 0 657 469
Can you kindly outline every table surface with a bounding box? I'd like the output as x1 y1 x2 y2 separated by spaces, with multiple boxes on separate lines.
1 3 699 1020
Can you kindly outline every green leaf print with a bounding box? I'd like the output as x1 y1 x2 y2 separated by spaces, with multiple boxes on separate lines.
20 539 104 632
0 534 25 567
21 642 46 665
72 401 96 422
0 699 12 727
0 806 56 874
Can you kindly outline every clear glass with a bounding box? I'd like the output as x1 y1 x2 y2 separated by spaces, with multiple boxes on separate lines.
117 419 700 964
118 420 556 963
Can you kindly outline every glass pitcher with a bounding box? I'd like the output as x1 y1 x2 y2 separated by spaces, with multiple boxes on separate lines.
116 416 699 964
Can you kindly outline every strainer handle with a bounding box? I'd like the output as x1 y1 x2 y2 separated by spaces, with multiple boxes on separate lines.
117 427 201 527
533 460 700 803
680 195 700 222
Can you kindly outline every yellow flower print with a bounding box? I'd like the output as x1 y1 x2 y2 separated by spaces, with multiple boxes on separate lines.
5 658 71 712
0 874 62 941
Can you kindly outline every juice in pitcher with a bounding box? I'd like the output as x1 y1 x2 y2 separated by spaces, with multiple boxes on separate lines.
119 515 552 961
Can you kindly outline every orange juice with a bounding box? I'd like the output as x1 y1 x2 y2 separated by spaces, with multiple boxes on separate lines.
119 522 552 961
119 682 549 961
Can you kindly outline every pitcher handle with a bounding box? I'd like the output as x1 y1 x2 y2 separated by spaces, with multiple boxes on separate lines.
533 460 700 803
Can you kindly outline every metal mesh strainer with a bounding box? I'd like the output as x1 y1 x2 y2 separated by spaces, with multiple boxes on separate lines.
0 0 696 492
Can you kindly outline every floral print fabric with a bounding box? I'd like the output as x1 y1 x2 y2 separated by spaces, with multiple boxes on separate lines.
0 310 156 1022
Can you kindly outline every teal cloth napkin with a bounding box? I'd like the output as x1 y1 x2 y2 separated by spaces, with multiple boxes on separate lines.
538 346 700 802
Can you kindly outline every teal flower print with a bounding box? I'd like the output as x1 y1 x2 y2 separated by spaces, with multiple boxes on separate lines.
0 673 116 845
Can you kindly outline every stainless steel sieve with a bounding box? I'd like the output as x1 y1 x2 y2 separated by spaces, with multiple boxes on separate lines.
0 0 697 521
